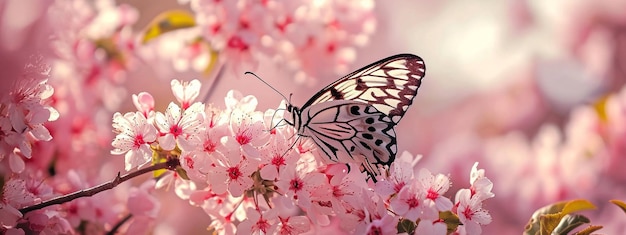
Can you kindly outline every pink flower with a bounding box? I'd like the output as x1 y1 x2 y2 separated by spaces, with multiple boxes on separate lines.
389 180 437 221
374 151 418 197
363 214 398 235
415 219 447 235
224 90 259 114
469 162 494 201
126 179 160 234
274 159 326 207
0 69 57 173
259 136 299 181
455 189 492 235
132 92 155 119
154 102 204 151
327 165 368 218
236 207 275 235
222 109 268 159
171 79 202 110
208 151 257 197
267 197 311 235
111 111 158 170
417 168 453 212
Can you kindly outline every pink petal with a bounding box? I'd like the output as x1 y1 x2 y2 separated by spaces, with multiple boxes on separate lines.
158 134 176 151
30 125 52 141
9 153 25 173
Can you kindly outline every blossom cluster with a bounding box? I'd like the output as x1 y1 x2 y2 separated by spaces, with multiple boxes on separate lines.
0 57 58 174
110 79 495 234
183 0 376 82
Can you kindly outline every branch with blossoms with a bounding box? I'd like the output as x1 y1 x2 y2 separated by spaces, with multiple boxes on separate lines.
0 74 497 234
84 79 500 234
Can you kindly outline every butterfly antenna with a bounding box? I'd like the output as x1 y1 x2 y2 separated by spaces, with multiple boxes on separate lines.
244 72 290 102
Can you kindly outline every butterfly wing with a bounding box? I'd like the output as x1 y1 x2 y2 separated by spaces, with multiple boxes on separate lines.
299 100 397 176
301 54 425 124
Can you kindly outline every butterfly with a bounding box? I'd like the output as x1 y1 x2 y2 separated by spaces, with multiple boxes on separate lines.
251 54 425 181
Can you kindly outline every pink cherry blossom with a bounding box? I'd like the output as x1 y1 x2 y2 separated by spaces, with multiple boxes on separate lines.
111 111 158 170
236 207 275 235
208 151 257 197
374 152 418 197
222 108 268 159
126 179 160 234
267 197 311 235
224 90 259 114
455 189 492 235
132 92 155 119
171 79 202 109
468 162 495 201
417 168 453 212
154 102 205 151
415 219 447 235
363 214 398 235
259 136 299 181
389 180 437 221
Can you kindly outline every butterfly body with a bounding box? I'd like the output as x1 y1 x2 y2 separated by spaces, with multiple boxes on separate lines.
278 54 425 180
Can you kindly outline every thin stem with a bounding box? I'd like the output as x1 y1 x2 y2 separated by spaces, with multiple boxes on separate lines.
19 158 180 214
107 213 133 235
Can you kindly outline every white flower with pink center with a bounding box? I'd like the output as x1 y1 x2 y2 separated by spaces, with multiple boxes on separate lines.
415 219 447 235
327 165 368 217
223 109 268 159
236 207 275 235
111 111 158 170
224 90 259 114
0 73 58 173
418 168 453 212
132 92 155 119
259 136 299 181
171 79 202 109
469 162 495 201
275 159 326 206
455 189 492 235
267 197 311 235
389 180 438 221
208 151 257 197
154 101 204 151
363 214 399 235
374 152 417 197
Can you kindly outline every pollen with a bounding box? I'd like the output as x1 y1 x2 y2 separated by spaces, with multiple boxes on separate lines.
227 166 242 180
289 178 303 192
236 129 252 145
426 188 439 200
407 197 420 208
170 124 183 137
271 155 285 167
133 135 145 148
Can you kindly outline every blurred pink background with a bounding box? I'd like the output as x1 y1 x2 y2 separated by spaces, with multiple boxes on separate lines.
3 0 626 233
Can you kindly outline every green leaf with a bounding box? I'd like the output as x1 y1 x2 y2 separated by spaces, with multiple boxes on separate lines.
524 199 597 235
552 214 590 235
397 218 416 234
439 211 461 234
175 166 190 180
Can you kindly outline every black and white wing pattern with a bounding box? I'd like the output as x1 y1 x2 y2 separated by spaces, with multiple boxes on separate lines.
289 54 425 181
301 54 425 124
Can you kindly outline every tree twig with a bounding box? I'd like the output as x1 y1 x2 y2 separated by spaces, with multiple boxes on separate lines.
19 158 180 214
107 213 133 235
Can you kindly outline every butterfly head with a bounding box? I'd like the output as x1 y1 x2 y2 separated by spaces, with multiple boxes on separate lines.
285 103 301 128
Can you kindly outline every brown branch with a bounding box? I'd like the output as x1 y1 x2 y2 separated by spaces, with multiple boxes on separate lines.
107 213 133 235
19 158 180 214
